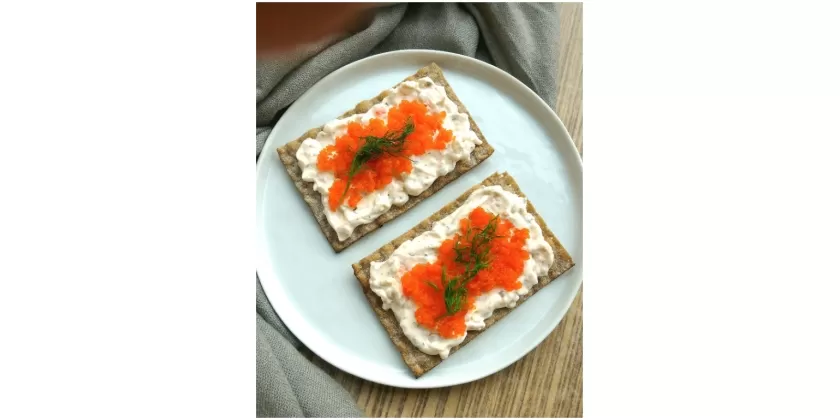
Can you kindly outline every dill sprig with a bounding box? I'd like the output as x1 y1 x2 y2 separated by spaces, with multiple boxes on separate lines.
440 215 503 315
339 118 415 205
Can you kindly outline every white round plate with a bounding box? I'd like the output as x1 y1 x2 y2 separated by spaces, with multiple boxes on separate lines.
256 50 582 388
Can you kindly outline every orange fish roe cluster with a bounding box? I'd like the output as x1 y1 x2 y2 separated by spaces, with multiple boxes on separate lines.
316 100 454 211
400 207 531 339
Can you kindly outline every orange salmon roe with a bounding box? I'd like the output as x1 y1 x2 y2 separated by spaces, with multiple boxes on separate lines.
400 207 530 338
316 100 453 211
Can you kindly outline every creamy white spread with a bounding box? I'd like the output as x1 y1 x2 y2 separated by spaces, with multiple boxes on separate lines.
295 77 482 241
368 186 555 358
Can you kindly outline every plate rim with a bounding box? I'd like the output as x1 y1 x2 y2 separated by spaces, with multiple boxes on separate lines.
256 49 583 388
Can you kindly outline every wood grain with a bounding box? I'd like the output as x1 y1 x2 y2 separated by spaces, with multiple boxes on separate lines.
311 3 584 417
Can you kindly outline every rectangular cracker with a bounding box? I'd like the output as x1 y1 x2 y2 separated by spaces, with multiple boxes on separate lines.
352 172 576 377
277 63 495 252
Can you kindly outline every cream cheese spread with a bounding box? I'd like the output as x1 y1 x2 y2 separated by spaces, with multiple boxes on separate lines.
368 186 555 358
295 77 482 241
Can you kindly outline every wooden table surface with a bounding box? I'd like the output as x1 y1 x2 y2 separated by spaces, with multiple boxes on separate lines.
309 4 583 417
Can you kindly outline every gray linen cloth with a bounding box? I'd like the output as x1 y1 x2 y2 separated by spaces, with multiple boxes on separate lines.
256 3 561 417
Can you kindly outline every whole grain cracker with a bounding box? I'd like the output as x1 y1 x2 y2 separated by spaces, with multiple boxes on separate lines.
277 63 495 252
352 172 575 377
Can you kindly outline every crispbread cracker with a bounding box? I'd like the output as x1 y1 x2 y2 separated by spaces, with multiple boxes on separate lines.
352 172 575 377
277 63 495 252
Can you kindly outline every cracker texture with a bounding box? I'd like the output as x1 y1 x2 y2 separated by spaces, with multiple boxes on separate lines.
277 63 495 252
352 172 575 377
